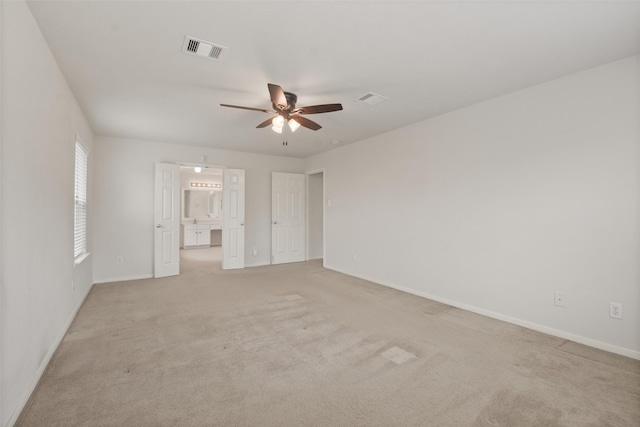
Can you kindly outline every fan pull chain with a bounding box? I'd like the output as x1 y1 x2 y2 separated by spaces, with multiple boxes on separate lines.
282 118 288 146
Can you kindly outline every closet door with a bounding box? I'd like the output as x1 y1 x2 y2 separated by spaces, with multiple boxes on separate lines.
271 172 306 264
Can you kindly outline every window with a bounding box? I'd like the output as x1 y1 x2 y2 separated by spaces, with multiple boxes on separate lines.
74 138 88 259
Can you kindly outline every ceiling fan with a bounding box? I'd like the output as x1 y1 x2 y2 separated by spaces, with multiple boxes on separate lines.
220 83 343 133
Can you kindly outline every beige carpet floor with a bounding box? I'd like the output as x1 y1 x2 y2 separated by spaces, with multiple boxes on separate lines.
17 248 640 426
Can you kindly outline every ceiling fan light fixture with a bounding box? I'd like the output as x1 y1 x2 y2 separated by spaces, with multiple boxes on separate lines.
272 115 285 127
221 83 343 134
288 119 301 132
272 115 285 133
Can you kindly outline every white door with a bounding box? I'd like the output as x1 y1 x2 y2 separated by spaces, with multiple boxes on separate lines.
272 172 306 264
222 169 245 269
154 163 180 277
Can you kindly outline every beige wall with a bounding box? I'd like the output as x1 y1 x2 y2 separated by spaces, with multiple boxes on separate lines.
306 56 640 357
92 136 304 282
1 2 95 424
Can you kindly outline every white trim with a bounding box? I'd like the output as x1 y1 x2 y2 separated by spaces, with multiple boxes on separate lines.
324 264 640 361
74 252 91 266
5 282 95 427
245 261 271 268
93 274 153 284
305 168 325 175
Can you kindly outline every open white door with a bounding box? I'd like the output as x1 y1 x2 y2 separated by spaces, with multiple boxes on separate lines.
222 169 245 269
272 172 306 264
154 163 180 278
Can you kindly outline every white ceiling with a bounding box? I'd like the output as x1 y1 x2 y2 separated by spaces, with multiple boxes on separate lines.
27 1 640 158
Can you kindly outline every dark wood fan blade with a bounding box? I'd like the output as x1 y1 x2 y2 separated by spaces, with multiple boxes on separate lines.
220 104 274 113
296 104 343 114
292 115 321 131
268 83 288 111
256 116 276 128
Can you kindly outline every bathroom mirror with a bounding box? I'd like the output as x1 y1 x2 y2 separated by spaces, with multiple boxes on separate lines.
183 189 221 219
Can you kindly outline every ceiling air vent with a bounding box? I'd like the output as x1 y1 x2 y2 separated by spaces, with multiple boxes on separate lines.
182 36 227 61
357 92 388 106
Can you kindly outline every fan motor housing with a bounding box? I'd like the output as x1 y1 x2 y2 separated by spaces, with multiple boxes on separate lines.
275 91 297 111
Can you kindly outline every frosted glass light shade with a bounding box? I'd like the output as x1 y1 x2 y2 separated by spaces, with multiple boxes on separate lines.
288 119 301 132
272 115 285 127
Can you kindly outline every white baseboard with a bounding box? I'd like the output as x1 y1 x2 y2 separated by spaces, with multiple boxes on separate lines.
6 282 95 427
93 274 153 284
324 264 640 361
245 261 271 268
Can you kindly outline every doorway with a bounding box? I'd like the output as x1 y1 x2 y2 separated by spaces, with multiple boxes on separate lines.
154 164 246 278
179 166 224 269
306 169 324 263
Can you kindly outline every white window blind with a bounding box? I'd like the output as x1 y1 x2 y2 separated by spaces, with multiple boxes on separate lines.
74 140 88 258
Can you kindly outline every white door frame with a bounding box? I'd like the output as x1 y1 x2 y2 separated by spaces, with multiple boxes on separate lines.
156 163 248 273
305 168 325 265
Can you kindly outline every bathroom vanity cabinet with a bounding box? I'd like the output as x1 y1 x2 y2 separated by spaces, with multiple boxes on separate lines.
183 224 211 247
182 222 223 248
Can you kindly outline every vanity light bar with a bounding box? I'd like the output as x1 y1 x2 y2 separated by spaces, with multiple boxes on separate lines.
190 182 221 188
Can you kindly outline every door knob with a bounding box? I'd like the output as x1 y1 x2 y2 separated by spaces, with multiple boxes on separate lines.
272 221 278 225
240 222 245 226
156 224 162 228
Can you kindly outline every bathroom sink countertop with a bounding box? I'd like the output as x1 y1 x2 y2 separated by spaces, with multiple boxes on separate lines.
195 218 222 225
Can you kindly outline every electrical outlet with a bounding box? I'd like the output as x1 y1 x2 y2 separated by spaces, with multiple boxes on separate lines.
252 247 258 257
554 292 566 307
352 253 357 261
116 256 123 264
609 302 622 319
